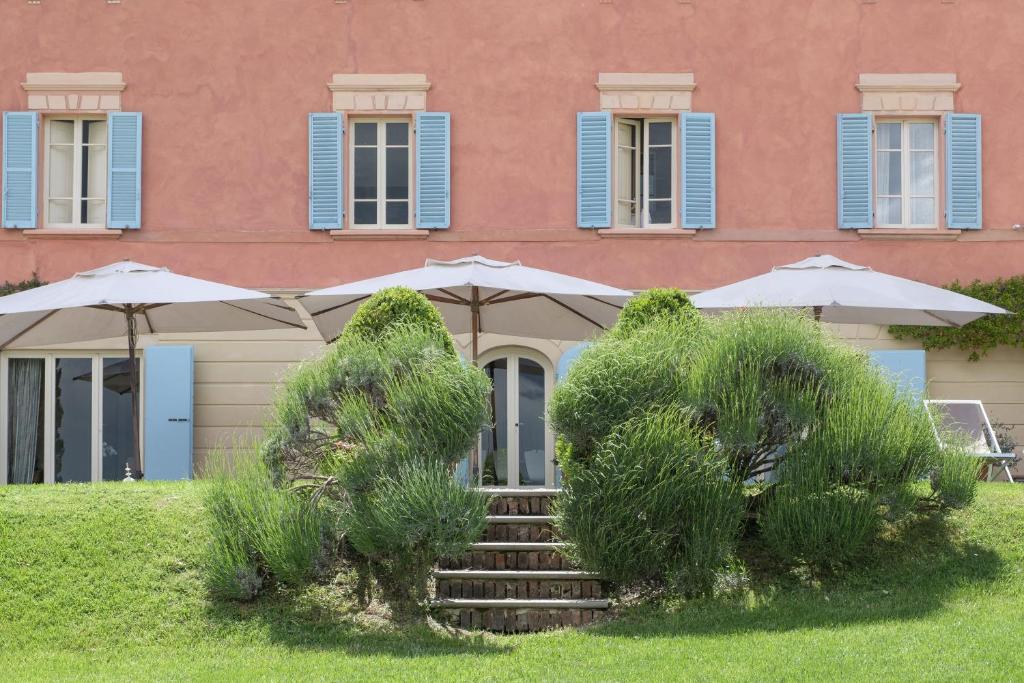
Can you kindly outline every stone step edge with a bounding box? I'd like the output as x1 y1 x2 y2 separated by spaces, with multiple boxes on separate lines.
470 542 564 551
431 598 609 610
486 515 554 524
434 569 599 580
478 488 561 497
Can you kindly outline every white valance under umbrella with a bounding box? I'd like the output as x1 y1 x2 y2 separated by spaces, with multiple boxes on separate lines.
301 255 634 360
0 261 305 476
690 255 1007 327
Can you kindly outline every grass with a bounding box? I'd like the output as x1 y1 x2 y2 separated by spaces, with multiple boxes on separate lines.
0 482 1022 682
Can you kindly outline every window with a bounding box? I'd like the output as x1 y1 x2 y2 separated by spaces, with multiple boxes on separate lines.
45 117 108 227
875 120 937 227
2 353 136 484
350 119 411 228
614 117 675 228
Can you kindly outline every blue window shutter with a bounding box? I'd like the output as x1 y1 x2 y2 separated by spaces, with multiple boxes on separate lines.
309 112 343 229
106 112 142 229
143 345 194 480
946 113 982 229
415 111 450 229
680 112 716 228
577 112 611 228
2 111 39 229
837 113 873 229
869 350 926 401
556 342 591 382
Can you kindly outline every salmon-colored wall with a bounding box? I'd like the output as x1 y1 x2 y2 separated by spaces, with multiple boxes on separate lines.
1 0 1022 291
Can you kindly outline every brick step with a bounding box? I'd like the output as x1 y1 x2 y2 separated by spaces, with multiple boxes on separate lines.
483 523 555 542
472 541 563 551
484 489 558 516
436 575 603 600
434 569 598 579
487 515 554 524
432 600 608 632
439 547 570 570
433 598 608 609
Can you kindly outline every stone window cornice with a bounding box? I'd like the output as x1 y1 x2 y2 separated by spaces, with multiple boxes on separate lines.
597 72 695 112
22 72 125 112
328 73 430 113
857 73 961 115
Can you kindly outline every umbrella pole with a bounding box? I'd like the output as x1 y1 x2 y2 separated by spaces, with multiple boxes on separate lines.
470 286 480 365
126 306 142 478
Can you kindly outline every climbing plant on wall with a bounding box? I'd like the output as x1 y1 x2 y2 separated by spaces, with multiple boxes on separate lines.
0 274 44 296
889 275 1024 361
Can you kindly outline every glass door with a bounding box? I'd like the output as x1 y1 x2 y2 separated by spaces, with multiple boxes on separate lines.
478 352 553 488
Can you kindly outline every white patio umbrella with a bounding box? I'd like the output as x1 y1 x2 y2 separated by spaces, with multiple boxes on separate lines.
690 255 1007 326
301 255 634 361
0 261 305 476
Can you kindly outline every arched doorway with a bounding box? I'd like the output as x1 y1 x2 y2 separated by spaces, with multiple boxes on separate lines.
476 348 555 488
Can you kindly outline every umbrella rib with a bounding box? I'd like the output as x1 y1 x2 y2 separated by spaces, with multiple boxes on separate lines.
220 301 308 330
141 307 156 334
424 293 468 306
479 289 510 305
540 294 607 330
437 288 471 305
0 309 59 349
485 292 541 306
307 296 370 318
584 295 625 311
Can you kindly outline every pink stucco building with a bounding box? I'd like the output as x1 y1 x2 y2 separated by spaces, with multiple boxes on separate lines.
0 0 1021 485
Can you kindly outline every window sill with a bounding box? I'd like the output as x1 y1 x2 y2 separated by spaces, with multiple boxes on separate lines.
857 228 962 241
329 229 429 241
23 228 123 240
597 228 698 239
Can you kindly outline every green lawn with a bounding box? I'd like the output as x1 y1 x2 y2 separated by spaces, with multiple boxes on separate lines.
0 482 1021 682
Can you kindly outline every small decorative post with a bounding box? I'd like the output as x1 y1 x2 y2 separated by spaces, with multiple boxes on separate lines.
123 463 136 482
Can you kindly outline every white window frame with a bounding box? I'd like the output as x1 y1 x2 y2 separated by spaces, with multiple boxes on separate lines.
43 115 108 229
874 117 940 228
0 351 143 485
347 117 414 229
613 116 677 229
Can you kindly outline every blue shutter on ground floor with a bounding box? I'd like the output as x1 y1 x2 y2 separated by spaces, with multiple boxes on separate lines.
837 113 873 229
577 112 611 228
415 111 451 229
556 343 591 382
107 112 142 229
144 345 194 480
869 350 926 401
2 111 38 229
945 113 982 229
309 113 344 229
680 112 716 229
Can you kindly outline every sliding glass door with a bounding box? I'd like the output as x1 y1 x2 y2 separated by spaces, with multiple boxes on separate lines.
1 353 137 485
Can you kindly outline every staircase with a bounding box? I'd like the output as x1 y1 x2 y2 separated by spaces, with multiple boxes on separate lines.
432 489 609 632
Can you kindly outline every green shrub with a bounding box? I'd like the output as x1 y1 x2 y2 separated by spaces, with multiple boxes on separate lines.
554 408 744 597
930 442 981 509
341 460 489 620
202 452 324 600
341 286 456 355
549 319 698 465
611 288 704 338
260 290 490 620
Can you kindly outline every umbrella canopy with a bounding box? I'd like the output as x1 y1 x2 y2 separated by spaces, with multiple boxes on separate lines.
0 261 303 348
301 255 634 357
0 260 305 476
689 255 1007 327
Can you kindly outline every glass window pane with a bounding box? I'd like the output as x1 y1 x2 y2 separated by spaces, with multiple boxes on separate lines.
518 358 546 487
48 144 73 199
648 146 672 199
877 122 902 149
910 123 934 150
84 143 107 199
385 201 408 225
480 359 508 487
353 201 376 225
86 200 106 225
49 200 72 224
386 122 408 146
386 147 409 200
49 120 74 144
353 147 377 200
353 122 377 146
617 200 637 227
911 151 934 195
7 358 45 484
911 198 935 225
101 357 135 481
82 119 107 145
648 200 671 225
617 121 636 148
648 121 672 146
54 358 93 483
877 150 902 195
877 197 902 224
